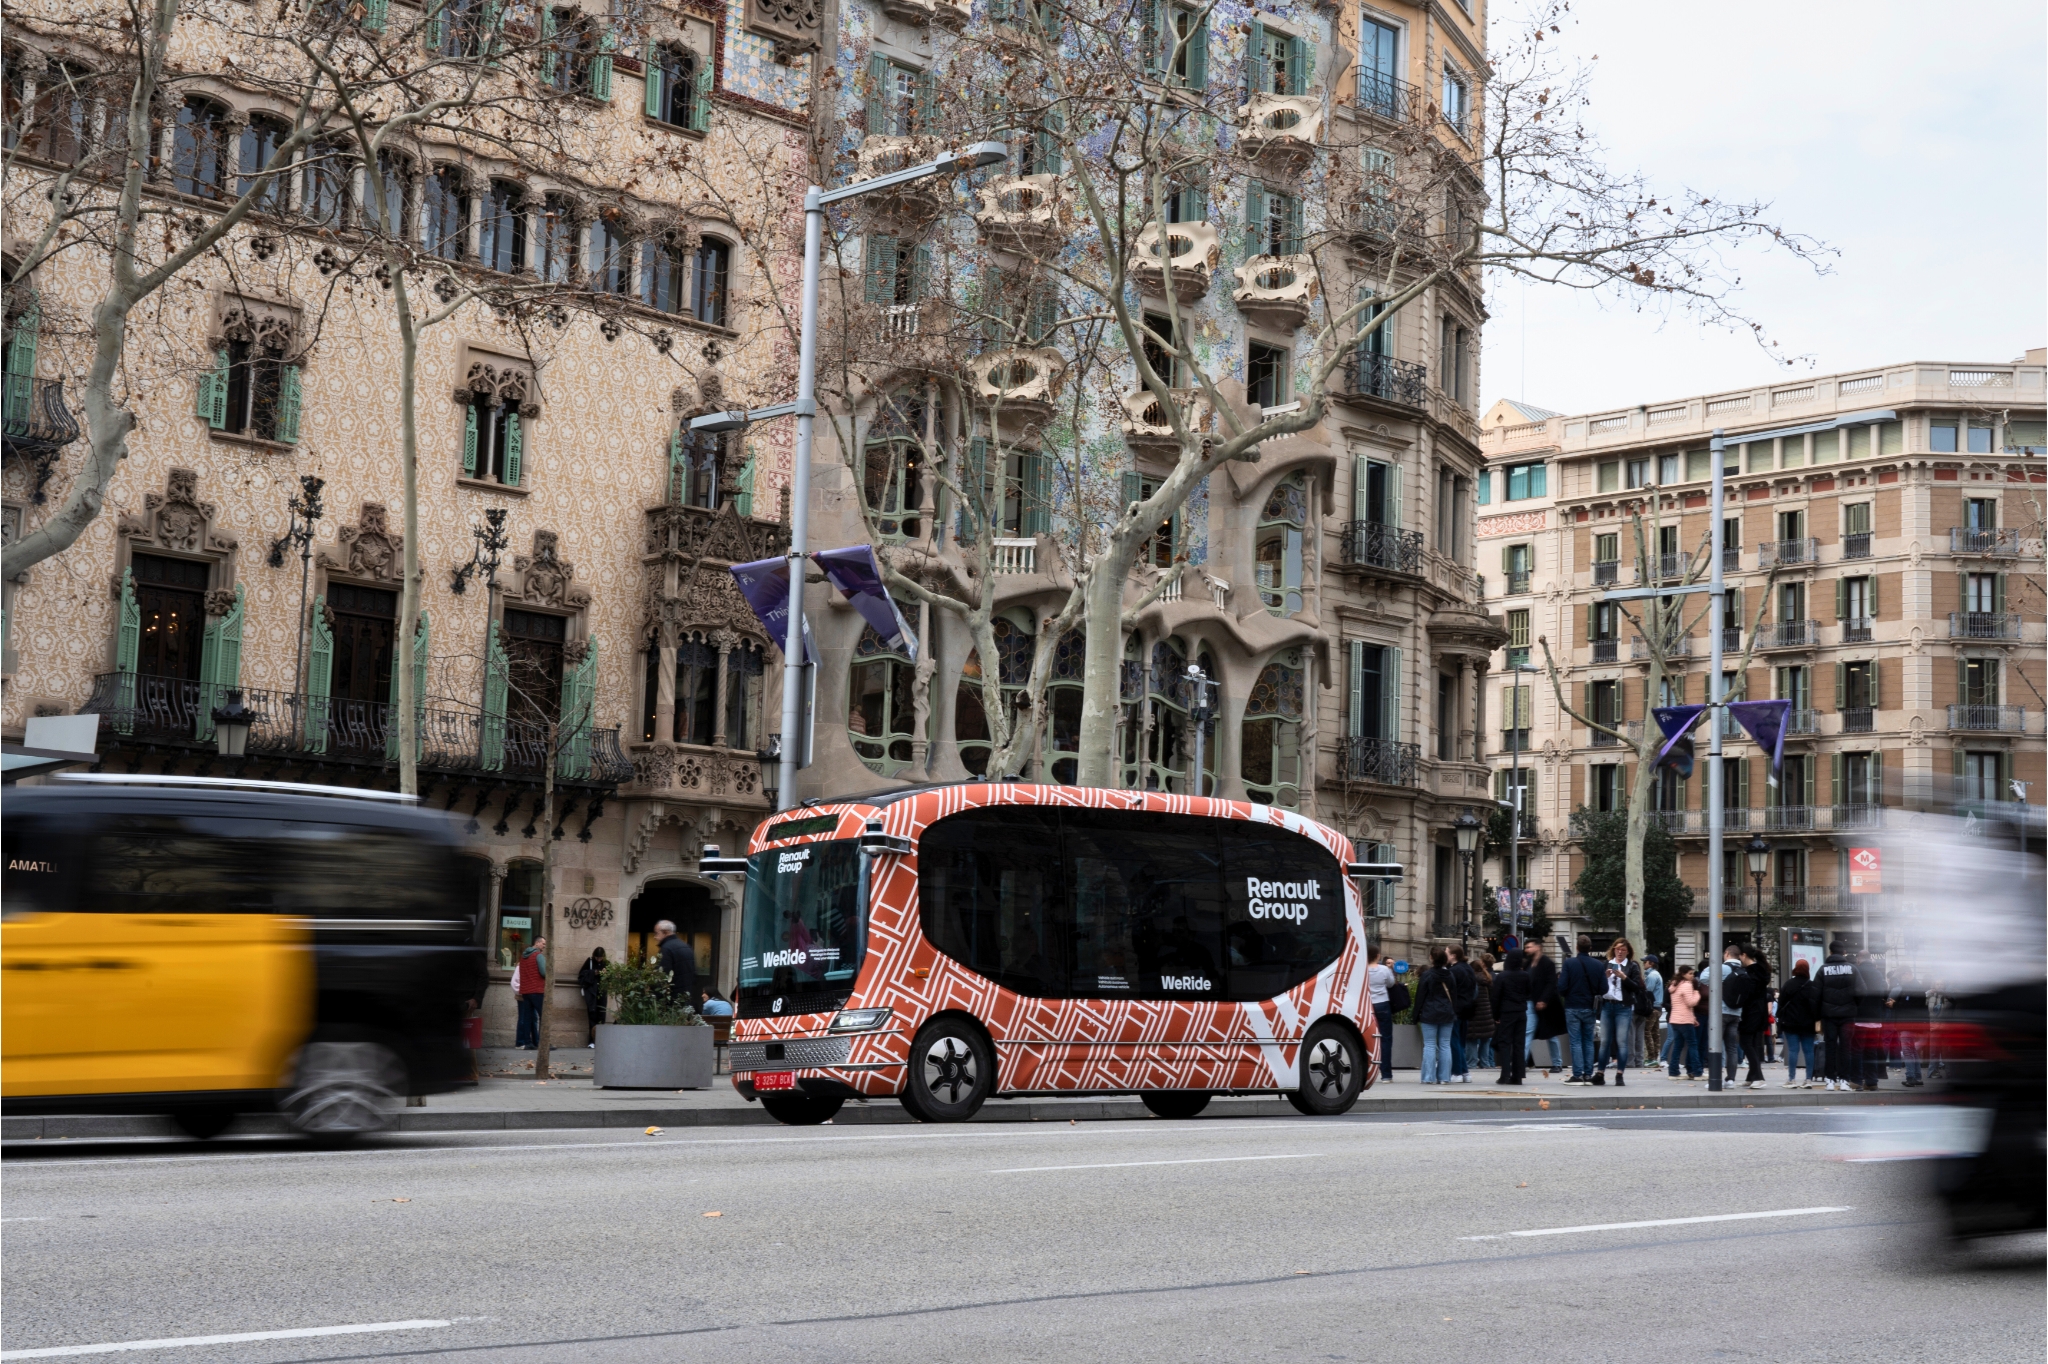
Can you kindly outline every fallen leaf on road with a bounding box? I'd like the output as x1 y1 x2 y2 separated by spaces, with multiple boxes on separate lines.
1516 1182 1529 1189
1538 1099 1550 1109
703 1211 723 1218
1294 1270 1311 1276
385 1198 411 1203
645 1126 664 1135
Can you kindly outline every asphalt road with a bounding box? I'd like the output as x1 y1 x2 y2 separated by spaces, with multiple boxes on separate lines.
3 1109 2041 1364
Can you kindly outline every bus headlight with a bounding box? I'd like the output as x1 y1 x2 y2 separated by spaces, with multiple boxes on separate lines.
828 1007 893 1034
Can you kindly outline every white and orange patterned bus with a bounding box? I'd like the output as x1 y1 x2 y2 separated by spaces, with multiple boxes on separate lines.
704 784 1397 1125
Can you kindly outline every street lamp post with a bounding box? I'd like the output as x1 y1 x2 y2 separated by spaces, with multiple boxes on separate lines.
1747 834 1770 947
756 736 782 811
691 142 1008 812
1184 663 1218 797
1453 807 1482 944
266 475 326 701
451 507 511 687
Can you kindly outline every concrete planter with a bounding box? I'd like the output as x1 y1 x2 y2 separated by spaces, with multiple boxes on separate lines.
1390 1023 1422 1070
593 1023 715 1089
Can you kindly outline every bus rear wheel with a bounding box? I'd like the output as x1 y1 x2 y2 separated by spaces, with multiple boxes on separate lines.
901 1019 994 1123
1140 1091 1212 1120
1288 1023 1364 1116
760 1094 844 1126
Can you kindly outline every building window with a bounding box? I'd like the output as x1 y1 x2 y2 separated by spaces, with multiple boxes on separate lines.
668 427 721 509
1247 21 1309 97
955 613 1033 777
1502 462 1547 501
1501 680 1531 749
670 633 718 744
1960 656 2000 707
436 0 492 59
645 44 706 130
1589 679 1619 728
1441 64 1470 137
1254 472 1307 616
537 194 577 282
850 610 919 776
10 63 100 165
1504 606 1530 669
587 212 632 294
496 861 544 969
861 393 930 541
1245 182 1303 256
479 180 526 273
866 58 934 138
636 238 685 313
692 239 730 326
1965 497 1997 531
1246 342 1288 409
863 234 929 309
238 116 290 213
1043 629 1087 783
424 165 469 261
171 98 230 199
1346 640 1400 741
1241 648 1305 807
1122 636 1198 793
1591 763 1620 812
1146 3 1210 91
300 140 350 227
1624 456 1651 490
463 394 522 485
1436 672 1455 760
362 151 412 237
1929 419 1958 454
501 608 567 731
1124 472 1181 568
1142 312 1182 386
1658 452 1680 485
1840 660 1876 713
543 9 602 95
1503 545 1532 597
1960 751 2003 803
1359 17 1401 113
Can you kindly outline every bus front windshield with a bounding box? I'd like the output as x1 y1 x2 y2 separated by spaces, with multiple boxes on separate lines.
737 840 864 1006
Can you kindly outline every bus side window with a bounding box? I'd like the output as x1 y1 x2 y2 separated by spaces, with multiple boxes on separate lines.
1220 825 1345 1001
1062 811 1228 999
919 806 1067 997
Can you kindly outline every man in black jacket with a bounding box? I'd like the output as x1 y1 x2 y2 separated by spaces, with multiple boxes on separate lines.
653 920 701 1010
1447 946 1477 1084
1525 940 1564 1076
1559 936 1606 1084
1817 941 1860 1090
1736 946 1773 1088
1853 949 1889 1090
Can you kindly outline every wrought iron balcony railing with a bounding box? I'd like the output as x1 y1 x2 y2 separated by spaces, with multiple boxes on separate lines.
81 671 632 785
1722 547 1742 573
1757 537 1819 568
1841 532 1872 560
1840 708 1874 733
1505 571 1531 595
1758 619 1818 649
1593 560 1619 586
1842 618 1873 643
1950 612 2023 641
2 373 80 457
1591 639 1618 663
1785 708 1817 735
1640 552 1688 582
1356 70 1420 122
1630 633 1691 660
1345 351 1427 408
1339 735 1420 786
1948 704 2027 733
1338 520 1423 575
1721 627 1743 653
1500 729 1530 753
1950 527 2019 555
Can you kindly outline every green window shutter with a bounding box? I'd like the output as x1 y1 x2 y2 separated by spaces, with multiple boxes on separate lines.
1244 182 1266 252
1246 17 1267 95
540 7 557 83
4 302 37 383
482 0 503 60
462 403 479 475
1869 575 1879 618
1870 661 1880 709
1951 747 1965 790
1284 194 1304 254
198 348 229 428
362 0 387 30
409 610 430 758
1500 543 1513 574
1382 645 1401 741
304 596 334 753
1581 680 1591 720
558 637 598 779
1352 454 1370 524
1834 662 1845 710
1122 470 1143 511
1187 12 1207 89
1347 640 1365 737
865 54 889 135
1020 452 1051 535
1029 284 1057 345
1804 759 1816 808
195 583 246 742
668 427 686 501
864 234 896 303
690 57 713 132
1035 113 1063 175
481 623 509 769
1831 753 1842 808
276 364 303 444
1287 34 1309 96
1994 573 2006 614
424 0 445 51
1389 462 1401 528
503 410 522 486
1142 0 1165 78
910 242 933 302
733 452 755 516
1834 577 1845 620
112 567 140 728
590 27 614 100
990 0 1012 19
913 69 936 136
645 41 664 117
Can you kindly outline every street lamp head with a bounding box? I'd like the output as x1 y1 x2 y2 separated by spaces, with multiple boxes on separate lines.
1746 833 1770 877
756 735 783 809
211 688 254 758
1453 807 1483 856
945 141 1011 172
689 409 752 434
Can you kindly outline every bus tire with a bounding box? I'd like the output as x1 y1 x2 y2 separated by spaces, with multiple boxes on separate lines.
171 1105 238 1140
1140 1091 1212 1120
760 1094 845 1126
1290 1022 1364 1116
284 1038 406 1139
901 1018 994 1123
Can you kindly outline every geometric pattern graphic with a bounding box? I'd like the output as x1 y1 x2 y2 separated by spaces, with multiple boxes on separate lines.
732 783 1379 1098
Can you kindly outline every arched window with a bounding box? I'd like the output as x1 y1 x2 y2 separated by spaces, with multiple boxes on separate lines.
1255 470 1307 616
10 63 98 164
862 392 929 541
588 211 631 294
171 97 229 199
425 165 469 260
645 44 705 129
1042 629 1086 783
463 390 521 485
1123 635 1194 792
363 150 412 236
479 180 526 272
300 140 350 227
673 631 718 745
537 193 576 282
955 612 1032 776
637 237 684 312
668 426 721 508
849 613 918 777
1242 647 1306 807
725 640 764 750
692 239 730 326
640 632 661 742
238 115 290 213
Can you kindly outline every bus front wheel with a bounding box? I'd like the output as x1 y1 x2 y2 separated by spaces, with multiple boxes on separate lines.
901 1018 994 1123
1140 1091 1212 1120
1288 1023 1364 1116
761 1094 845 1126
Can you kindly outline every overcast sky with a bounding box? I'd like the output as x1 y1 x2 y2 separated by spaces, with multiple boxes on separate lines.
1480 0 2047 417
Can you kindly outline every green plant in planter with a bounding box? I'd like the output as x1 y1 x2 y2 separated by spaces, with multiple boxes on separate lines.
598 960 704 1026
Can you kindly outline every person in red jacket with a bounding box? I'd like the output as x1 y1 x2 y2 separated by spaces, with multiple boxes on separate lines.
513 937 549 1050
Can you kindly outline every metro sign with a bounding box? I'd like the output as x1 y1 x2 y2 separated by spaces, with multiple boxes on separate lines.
1848 847 1882 894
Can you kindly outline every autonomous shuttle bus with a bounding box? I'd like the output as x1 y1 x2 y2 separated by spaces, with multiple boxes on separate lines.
706 784 1395 1126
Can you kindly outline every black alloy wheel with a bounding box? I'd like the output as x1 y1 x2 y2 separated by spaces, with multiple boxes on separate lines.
1287 1021 1364 1116
1140 1091 1212 1120
760 1094 845 1126
901 1017 995 1122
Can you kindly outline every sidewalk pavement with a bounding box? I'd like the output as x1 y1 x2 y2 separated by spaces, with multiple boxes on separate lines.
2 1058 1906 1142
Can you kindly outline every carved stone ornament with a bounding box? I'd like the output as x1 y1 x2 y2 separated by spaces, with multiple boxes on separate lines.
205 588 239 618
215 297 300 360
329 502 403 581
643 569 769 644
744 0 820 53
514 529 590 608
122 467 237 557
461 356 537 416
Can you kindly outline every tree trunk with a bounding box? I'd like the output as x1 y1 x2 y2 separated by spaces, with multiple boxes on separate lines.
534 718 558 1080
392 273 422 797
1073 547 1137 787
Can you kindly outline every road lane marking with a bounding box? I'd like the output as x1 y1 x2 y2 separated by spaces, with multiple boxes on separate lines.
991 1154 1317 1174
0 1320 452 1360
1459 1206 1853 1241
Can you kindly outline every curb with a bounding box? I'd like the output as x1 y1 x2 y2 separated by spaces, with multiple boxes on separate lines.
0 1088 1901 1142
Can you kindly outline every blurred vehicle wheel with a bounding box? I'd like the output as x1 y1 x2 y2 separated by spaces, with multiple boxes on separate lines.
285 1040 406 1138
1140 1091 1211 1119
171 1105 237 1140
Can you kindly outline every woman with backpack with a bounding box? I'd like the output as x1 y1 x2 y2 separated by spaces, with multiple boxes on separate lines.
1466 953 1497 1074
1414 947 1460 1084
1777 959 1821 1088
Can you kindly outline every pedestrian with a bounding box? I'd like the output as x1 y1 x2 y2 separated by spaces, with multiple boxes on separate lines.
512 936 548 1050
576 946 609 1047
1888 964 1928 1087
1526 938 1566 1076
1664 965 1703 1079
1414 947 1460 1084
1492 950 1531 1085
1466 953 1496 1075
1366 946 1396 1080
1853 948 1889 1090
1715 943 1749 1086
1559 934 1606 1084
1777 959 1820 1088
1737 945 1772 1088
1636 953 1666 1072
1817 939 1859 1091
1447 944 1476 1084
1596 938 1645 1087
652 920 701 1010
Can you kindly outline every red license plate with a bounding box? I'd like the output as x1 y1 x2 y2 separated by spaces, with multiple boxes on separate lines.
753 1071 795 1092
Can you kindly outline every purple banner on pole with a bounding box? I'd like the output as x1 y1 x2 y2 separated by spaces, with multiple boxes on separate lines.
814 545 919 664
1728 699 1791 777
1652 704 1707 777
729 557 815 664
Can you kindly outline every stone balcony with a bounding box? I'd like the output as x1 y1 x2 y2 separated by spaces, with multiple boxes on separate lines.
1231 253 1317 330
1119 387 1213 453
1236 92 1322 172
970 347 1067 423
854 136 947 223
1131 220 1220 304
876 0 968 29
974 174 1069 257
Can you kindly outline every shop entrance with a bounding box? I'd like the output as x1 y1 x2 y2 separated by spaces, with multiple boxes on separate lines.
627 881 721 989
